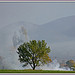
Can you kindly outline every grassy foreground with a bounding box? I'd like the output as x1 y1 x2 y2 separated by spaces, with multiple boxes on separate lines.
0 69 75 73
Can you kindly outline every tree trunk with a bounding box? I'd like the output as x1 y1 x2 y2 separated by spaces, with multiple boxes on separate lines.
33 66 35 70
33 61 35 70
32 54 36 70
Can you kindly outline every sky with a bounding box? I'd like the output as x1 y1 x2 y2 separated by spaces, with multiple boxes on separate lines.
0 3 75 28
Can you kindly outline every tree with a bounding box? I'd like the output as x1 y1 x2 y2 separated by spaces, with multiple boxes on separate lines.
17 40 51 70
66 60 75 70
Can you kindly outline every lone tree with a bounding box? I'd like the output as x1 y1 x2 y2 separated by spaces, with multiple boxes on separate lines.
17 40 52 70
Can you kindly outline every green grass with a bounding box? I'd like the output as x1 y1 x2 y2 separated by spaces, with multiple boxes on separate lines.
0 69 75 73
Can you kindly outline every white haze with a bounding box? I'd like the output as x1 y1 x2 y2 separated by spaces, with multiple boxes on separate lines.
38 59 71 71
0 22 36 69
0 20 73 71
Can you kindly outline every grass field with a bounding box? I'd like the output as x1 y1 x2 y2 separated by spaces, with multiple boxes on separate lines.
0 69 75 73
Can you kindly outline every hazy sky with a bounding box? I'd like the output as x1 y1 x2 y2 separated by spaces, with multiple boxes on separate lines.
0 3 75 28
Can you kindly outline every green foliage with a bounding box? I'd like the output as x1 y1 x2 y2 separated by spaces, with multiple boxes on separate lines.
17 40 51 70
66 60 75 70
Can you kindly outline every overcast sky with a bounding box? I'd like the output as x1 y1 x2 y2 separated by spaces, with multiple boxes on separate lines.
0 3 75 28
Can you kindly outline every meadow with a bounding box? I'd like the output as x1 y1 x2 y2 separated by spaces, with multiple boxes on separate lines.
0 69 75 73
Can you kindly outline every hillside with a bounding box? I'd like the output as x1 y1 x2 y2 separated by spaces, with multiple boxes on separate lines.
0 16 75 69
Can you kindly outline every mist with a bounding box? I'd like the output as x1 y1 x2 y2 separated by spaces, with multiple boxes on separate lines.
0 16 75 70
38 59 71 71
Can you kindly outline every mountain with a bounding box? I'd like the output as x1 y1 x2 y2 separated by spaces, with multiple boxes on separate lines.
0 16 75 69
37 15 75 60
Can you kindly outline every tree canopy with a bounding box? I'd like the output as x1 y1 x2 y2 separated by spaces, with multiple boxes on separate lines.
17 40 51 70
66 60 75 70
